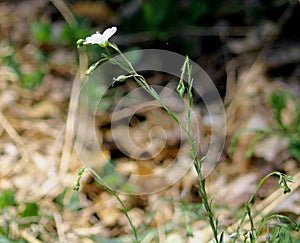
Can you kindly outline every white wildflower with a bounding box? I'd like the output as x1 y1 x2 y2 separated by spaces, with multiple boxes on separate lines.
84 26 117 47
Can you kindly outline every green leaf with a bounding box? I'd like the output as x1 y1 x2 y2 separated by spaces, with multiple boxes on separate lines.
101 162 115 177
3 44 22 79
31 21 52 44
288 138 300 161
22 70 45 89
278 224 292 242
68 192 82 211
270 92 287 130
270 92 286 112
0 189 16 209
60 21 92 46
283 174 294 183
102 174 124 187
54 188 67 207
219 231 224 243
22 202 39 217
120 184 140 194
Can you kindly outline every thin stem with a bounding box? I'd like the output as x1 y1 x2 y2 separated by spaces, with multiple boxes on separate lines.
105 46 132 74
246 204 256 242
184 58 219 242
109 43 136 72
89 169 140 243
106 46 219 242
186 58 193 133
232 171 287 243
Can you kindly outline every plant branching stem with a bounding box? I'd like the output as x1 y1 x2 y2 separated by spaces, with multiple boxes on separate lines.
106 46 219 242
232 171 291 243
89 169 140 243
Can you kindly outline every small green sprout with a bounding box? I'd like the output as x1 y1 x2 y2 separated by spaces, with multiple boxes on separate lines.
73 167 87 192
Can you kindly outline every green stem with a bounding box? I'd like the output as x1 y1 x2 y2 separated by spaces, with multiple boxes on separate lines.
106 45 219 242
89 169 140 243
232 171 289 243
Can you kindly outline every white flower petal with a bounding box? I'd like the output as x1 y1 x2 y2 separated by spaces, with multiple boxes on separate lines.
84 33 105 44
83 27 117 45
102 26 117 40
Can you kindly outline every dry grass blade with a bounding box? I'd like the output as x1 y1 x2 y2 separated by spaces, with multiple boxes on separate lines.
58 65 83 176
50 0 77 28
0 111 30 175
0 111 25 147
50 0 89 176
19 230 43 243
54 212 67 243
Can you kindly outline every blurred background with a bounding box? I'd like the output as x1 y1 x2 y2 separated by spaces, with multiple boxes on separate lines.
0 0 299 242
1 0 299 90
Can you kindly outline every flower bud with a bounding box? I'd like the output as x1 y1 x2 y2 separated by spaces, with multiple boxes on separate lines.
114 75 127 82
76 39 85 48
